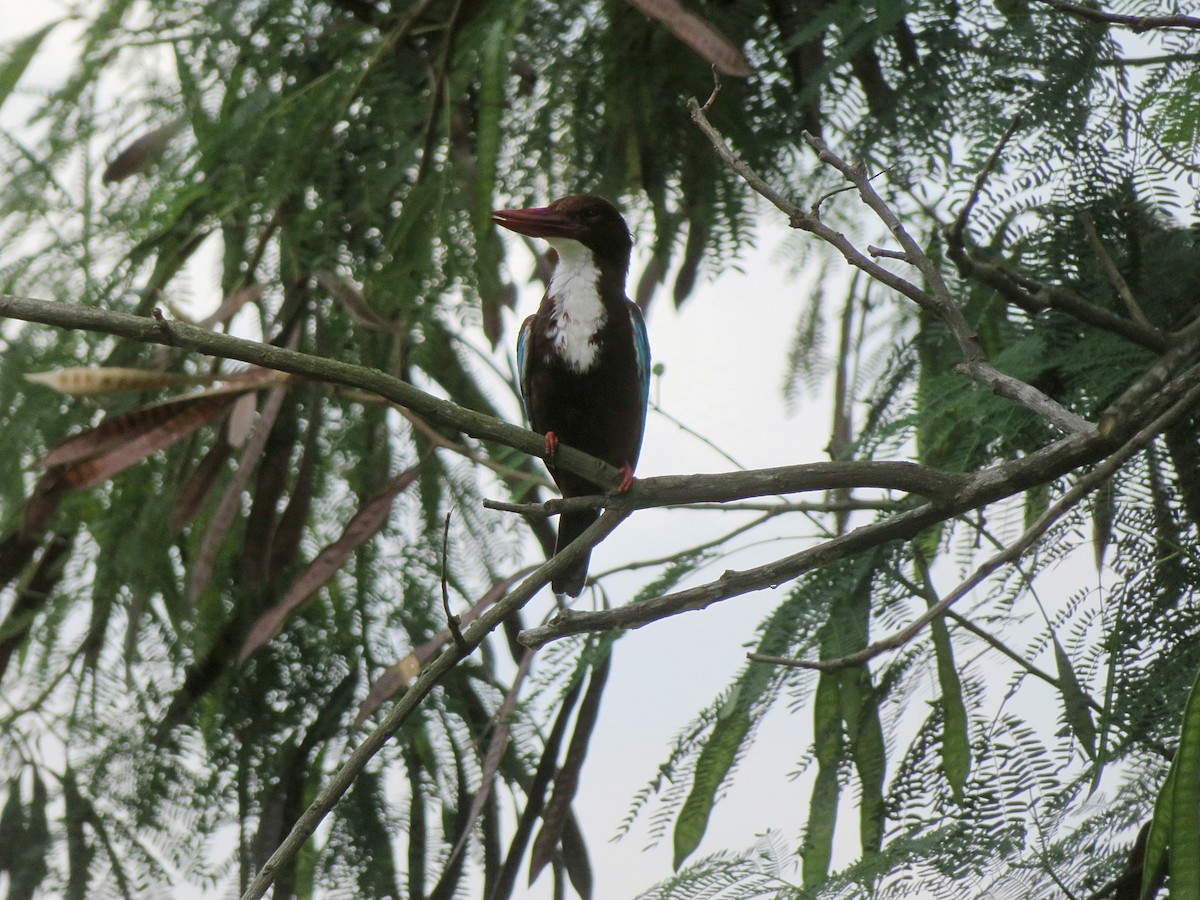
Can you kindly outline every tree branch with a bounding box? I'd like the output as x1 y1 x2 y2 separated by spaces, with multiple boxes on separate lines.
1079 211 1155 330
687 97 1096 437
519 354 1200 648
240 509 629 900
938 120 1169 353
780 366 1200 672
483 459 970 517
484 497 895 516
1034 0 1200 32
0 292 618 490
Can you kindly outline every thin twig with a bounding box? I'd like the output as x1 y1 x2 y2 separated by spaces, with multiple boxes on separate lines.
701 65 721 111
867 245 910 261
678 498 896 512
589 510 783 578
651 402 747 470
1079 211 1155 331
1098 51 1200 67
948 114 1024 247
441 511 466 651
687 97 1094 436
811 183 855 217
239 509 629 900
397 406 553 488
1033 0 1200 32
764 370 1200 673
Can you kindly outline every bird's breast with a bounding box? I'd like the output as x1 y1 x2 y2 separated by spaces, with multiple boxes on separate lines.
544 251 607 373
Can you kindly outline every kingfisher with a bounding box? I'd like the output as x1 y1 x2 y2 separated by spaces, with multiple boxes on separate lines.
493 195 650 596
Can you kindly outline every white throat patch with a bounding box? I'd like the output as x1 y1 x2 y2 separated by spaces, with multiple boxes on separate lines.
546 237 606 373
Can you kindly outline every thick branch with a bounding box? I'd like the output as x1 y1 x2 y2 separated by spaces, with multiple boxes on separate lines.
944 244 1168 353
485 459 970 517
0 292 618 490
520 356 1200 647
787 367 1200 672
486 497 895 516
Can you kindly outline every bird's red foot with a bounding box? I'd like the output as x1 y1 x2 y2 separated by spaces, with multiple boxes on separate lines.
615 463 635 493
543 431 559 459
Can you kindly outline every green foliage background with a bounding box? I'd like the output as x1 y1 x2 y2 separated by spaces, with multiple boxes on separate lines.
2 0 1200 897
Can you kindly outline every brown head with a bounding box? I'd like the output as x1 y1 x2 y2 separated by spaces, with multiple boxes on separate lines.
492 194 632 274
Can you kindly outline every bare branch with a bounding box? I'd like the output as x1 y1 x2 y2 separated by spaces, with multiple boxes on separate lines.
687 96 807 223
1034 0 1200 32
1098 51 1200 67
953 359 1093 436
687 97 1095 436
486 497 894 516
397 407 553 488
484 459 970 519
520 352 1200 648
942 247 1169 352
0 292 618 491
867 245 910 261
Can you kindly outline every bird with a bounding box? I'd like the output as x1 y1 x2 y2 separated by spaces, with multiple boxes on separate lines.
492 195 650 596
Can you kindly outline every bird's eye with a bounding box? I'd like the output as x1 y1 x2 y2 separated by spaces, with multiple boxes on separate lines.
581 208 601 220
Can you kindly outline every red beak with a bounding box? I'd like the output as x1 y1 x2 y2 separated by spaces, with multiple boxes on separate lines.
491 206 580 240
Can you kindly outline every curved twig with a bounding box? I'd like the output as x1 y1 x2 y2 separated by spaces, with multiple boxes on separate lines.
239 509 629 900
687 98 1096 437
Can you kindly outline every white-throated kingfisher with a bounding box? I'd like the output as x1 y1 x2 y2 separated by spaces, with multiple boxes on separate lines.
493 195 650 596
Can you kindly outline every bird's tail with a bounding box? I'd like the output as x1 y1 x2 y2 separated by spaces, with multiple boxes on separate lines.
553 510 598 597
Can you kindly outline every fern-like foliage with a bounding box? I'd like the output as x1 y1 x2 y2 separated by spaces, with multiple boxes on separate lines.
2 0 1200 898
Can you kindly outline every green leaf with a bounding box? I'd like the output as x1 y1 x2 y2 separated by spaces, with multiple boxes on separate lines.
931 614 971 800
1143 758 1175 900
1052 636 1097 760
0 775 25 872
0 22 59 115
803 671 842 887
1170 664 1200 896
1024 483 1050 530
474 20 507 225
1147 70 1200 147
673 700 750 869
1091 479 1114 571
62 767 94 900
914 554 970 799
671 583 799 871
406 752 428 899
10 769 50 900
531 648 610 882
842 665 886 854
